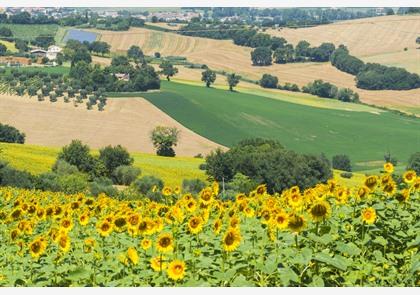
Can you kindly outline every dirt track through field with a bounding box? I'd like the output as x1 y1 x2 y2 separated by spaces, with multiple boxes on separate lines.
0 94 224 156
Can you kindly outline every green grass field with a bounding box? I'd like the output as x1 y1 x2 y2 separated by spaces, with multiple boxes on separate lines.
0 24 59 41
3 66 70 75
0 142 206 187
140 81 420 171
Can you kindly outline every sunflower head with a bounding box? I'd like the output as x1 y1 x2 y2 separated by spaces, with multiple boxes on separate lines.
364 176 378 191
199 188 213 205
127 247 139 265
222 228 241 252
213 218 222 235
395 189 410 203
403 170 416 184
288 214 306 233
29 237 47 260
309 200 331 222
188 216 203 235
156 233 174 253
383 162 394 174
141 238 152 250
97 220 113 237
58 234 71 253
273 212 289 230
150 256 167 272
361 207 377 225
167 260 186 281
162 186 172 197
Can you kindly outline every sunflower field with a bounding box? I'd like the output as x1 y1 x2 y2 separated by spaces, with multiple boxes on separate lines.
0 166 419 287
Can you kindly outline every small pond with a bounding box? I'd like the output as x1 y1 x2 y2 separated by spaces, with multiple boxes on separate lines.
63 29 98 43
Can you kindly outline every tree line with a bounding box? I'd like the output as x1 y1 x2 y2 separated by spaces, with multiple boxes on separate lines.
331 45 420 90
258 73 360 102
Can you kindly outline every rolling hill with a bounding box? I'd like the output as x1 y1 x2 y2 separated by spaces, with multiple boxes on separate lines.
93 15 420 115
140 81 420 171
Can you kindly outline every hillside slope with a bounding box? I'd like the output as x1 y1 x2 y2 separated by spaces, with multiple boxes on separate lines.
94 16 420 114
0 93 223 156
141 81 420 170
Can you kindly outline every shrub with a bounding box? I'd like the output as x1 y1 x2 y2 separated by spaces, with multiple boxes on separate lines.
0 123 25 144
198 163 207 170
90 177 118 197
182 178 207 194
332 154 352 172
226 173 258 194
98 145 134 177
340 172 353 179
259 74 278 88
52 159 79 175
407 152 420 174
58 173 88 194
57 140 98 176
150 126 180 157
0 165 36 189
35 172 61 192
132 175 164 195
112 165 141 185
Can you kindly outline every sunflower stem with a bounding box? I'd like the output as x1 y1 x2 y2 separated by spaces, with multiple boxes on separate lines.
295 234 299 249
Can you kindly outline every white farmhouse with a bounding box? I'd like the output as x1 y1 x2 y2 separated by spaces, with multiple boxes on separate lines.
46 45 62 60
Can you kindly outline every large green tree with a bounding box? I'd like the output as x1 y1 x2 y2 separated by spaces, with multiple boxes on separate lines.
159 61 178 81
201 69 217 87
227 73 241 91
251 47 272 66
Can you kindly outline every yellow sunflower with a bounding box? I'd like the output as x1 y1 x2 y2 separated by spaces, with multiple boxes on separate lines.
162 186 172 197
150 256 167 272
288 214 306 233
288 193 304 209
255 184 267 195
222 228 241 252
187 216 203 235
174 186 181 195
383 162 394 173
364 176 378 191
141 238 152 250
361 207 377 225
212 182 220 195
273 212 289 230
84 238 96 253
156 233 174 253
127 247 139 265
167 260 186 281
356 186 370 201
309 200 331 222
213 218 222 235
79 213 90 226
403 170 416 184
185 199 197 213
243 206 255 218
259 209 272 224
58 234 71 253
395 189 410 203
199 188 213 205
97 220 113 237
60 218 73 232
29 237 47 259
137 217 155 236
382 181 396 195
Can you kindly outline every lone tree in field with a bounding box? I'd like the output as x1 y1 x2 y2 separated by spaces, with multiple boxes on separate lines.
159 61 178 81
251 46 272 66
227 73 241 91
201 69 216 87
150 126 180 157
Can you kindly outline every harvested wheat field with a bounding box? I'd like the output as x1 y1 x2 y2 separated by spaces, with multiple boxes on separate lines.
0 94 224 155
266 15 420 73
93 18 420 114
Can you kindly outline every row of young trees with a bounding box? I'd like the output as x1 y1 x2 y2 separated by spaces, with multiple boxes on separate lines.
331 45 420 90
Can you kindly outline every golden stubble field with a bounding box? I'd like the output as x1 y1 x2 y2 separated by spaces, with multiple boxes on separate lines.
0 94 223 156
93 15 420 114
